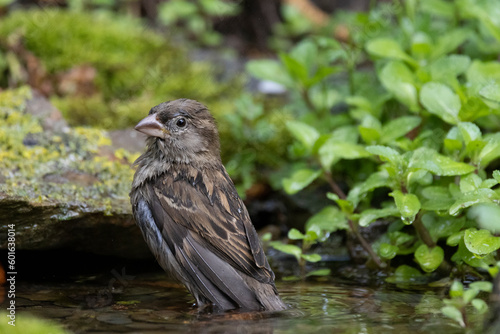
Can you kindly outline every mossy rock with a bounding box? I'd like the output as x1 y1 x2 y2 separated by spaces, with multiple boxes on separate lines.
0 9 292 194
0 87 150 258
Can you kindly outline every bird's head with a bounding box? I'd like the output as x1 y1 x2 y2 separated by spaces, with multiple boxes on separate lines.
134 99 221 166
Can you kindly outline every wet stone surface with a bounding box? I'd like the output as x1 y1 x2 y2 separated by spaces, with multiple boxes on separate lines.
1 271 483 334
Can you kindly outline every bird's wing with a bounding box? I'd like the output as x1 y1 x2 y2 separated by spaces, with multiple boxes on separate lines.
148 164 275 285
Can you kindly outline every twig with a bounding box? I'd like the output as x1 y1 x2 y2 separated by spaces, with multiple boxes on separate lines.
413 214 434 248
413 213 452 274
324 171 384 268
348 219 385 268
324 171 346 199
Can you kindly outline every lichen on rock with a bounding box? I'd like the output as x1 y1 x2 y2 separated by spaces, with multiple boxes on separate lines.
0 87 149 258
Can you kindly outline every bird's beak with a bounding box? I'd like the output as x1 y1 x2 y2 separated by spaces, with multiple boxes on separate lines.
134 114 169 138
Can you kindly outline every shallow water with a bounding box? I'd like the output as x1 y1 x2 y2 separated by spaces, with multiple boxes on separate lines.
6 271 481 334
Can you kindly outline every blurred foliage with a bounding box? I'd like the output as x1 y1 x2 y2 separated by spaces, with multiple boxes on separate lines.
0 312 69 334
247 0 500 305
0 9 289 195
441 279 493 328
158 0 240 46
0 9 240 129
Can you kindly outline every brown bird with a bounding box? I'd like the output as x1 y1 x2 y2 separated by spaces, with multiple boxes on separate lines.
130 99 286 312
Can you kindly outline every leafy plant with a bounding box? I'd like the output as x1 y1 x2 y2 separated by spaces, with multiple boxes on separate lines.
442 280 492 327
158 0 240 46
265 205 347 279
247 0 500 288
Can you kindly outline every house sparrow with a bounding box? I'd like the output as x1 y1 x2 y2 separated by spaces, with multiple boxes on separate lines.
130 99 286 312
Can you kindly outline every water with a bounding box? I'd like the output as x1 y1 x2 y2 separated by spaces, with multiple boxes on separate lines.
5 271 481 334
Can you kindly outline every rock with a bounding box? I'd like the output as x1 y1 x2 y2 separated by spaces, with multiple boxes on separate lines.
0 193 150 259
0 87 150 258
109 129 147 153
25 90 69 133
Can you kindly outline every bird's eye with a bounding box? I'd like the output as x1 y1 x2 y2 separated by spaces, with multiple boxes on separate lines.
176 118 187 128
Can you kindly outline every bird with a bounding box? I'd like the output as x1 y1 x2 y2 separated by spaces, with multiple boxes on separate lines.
129 99 287 312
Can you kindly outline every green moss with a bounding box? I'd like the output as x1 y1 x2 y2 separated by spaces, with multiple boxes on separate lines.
0 87 136 214
0 10 291 194
0 312 69 334
0 9 242 129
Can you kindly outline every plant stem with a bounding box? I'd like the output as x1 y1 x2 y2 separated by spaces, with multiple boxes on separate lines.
413 214 434 248
324 171 384 268
301 88 315 112
324 171 346 199
413 213 453 274
348 219 385 269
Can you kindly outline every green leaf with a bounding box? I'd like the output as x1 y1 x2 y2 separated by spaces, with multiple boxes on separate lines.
282 169 321 195
449 188 500 216
457 122 482 145
199 0 239 16
420 82 461 124
359 207 399 227
449 280 464 297
379 243 398 260
280 53 309 85
422 214 465 240
463 288 480 304
444 127 463 152
306 268 331 277
348 171 390 207
378 61 418 111
478 139 500 167
286 120 320 150
260 232 272 242
390 190 421 223
318 140 369 169
431 28 470 59
301 253 322 262
469 281 493 293
269 242 302 261
386 265 424 284
389 231 416 246
441 306 465 327
447 231 464 247
421 186 455 211
494 170 500 183
430 55 471 82
381 116 421 144
158 0 197 23
288 228 305 240
307 66 338 87
471 299 488 314
480 82 500 103
415 244 444 272
366 38 416 66
246 60 293 88
366 145 401 164
305 205 348 235
289 39 316 70
452 240 496 269
420 0 455 18
409 147 475 176
464 228 500 256
468 203 500 234
327 193 354 214
459 173 482 193
466 60 500 96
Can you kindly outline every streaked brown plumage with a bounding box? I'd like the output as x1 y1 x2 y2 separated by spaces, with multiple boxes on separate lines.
130 99 286 311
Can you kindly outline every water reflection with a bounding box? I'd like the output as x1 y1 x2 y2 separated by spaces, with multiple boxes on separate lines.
6 272 479 333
